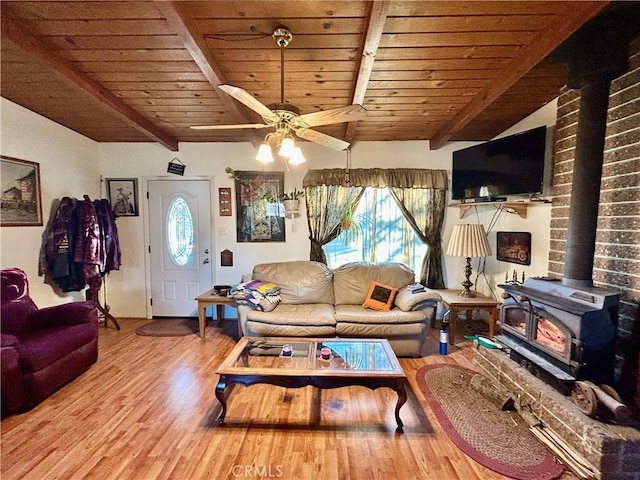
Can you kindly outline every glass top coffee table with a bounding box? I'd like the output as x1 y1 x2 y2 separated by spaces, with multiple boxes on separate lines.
215 337 408 432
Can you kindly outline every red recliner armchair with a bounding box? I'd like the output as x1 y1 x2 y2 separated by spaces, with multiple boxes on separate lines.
1 267 98 417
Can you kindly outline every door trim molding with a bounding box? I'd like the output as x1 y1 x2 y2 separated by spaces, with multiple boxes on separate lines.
142 175 215 319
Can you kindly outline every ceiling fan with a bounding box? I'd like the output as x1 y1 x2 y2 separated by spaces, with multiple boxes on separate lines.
191 27 367 154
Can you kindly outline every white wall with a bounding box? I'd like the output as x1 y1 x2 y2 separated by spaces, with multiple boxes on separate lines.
442 99 557 299
0 98 101 305
1 96 557 317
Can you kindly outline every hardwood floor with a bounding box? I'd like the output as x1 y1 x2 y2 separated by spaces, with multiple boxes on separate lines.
0 318 555 479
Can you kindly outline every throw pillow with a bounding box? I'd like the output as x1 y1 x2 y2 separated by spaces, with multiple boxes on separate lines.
362 280 398 311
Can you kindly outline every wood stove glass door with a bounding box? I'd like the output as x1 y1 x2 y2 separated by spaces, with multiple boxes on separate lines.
532 309 572 360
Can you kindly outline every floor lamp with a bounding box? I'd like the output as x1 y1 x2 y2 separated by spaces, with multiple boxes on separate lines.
445 224 491 297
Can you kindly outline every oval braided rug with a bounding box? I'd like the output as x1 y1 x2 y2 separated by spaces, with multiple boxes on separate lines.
416 364 564 480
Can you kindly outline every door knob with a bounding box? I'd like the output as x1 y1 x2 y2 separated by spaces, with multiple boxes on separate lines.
203 258 210 264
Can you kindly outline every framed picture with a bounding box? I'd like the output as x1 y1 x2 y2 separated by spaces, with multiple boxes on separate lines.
106 178 139 217
234 170 285 242
496 231 531 266
219 187 232 216
1 155 43 227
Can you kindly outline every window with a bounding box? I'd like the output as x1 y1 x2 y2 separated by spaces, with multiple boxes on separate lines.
166 197 194 266
324 187 426 274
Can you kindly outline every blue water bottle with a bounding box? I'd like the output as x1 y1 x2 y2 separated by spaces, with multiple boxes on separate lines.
440 317 449 355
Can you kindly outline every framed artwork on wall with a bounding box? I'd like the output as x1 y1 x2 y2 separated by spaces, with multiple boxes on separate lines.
234 170 285 242
219 187 232 216
1 155 43 227
496 231 531 266
106 178 139 217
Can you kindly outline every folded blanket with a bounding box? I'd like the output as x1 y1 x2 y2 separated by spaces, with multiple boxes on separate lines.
230 280 281 312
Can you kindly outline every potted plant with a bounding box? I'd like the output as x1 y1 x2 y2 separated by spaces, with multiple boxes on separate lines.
280 188 304 214
340 203 363 245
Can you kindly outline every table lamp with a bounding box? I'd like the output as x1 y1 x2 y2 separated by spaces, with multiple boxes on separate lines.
445 224 491 297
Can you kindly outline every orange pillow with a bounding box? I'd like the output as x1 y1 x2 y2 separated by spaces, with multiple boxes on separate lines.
363 281 398 311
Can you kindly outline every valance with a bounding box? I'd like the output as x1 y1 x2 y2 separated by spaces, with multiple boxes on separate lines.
303 168 448 189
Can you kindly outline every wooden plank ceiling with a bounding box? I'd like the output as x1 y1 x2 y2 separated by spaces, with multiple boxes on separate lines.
0 1 610 152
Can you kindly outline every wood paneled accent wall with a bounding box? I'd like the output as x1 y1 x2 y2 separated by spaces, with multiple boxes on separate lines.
550 38 639 357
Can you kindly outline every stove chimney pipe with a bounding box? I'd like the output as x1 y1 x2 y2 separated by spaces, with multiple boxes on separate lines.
556 7 634 288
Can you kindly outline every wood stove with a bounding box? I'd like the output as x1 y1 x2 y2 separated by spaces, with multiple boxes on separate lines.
497 278 619 393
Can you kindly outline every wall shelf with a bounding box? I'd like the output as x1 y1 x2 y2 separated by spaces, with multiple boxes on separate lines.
449 200 550 219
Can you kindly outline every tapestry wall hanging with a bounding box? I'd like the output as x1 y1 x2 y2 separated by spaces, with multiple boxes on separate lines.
234 170 285 242
1 155 43 227
496 231 531 266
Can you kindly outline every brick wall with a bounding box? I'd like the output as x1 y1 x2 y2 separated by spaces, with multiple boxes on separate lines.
550 37 640 390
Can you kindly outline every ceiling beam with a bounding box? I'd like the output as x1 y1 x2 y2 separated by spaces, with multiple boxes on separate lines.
345 0 390 144
154 1 263 149
0 15 179 152
428 1 609 150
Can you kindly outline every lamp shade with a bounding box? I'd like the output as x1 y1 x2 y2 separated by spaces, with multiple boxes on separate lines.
287 147 306 165
445 224 491 258
278 136 296 158
256 143 274 163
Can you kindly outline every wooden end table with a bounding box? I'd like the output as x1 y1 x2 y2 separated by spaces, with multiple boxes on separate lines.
194 288 237 338
432 289 500 345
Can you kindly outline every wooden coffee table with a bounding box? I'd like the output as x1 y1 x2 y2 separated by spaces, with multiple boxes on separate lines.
215 337 408 432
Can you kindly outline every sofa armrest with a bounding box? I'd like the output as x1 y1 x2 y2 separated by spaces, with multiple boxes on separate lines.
394 286 441 312
29 301 98 330
1 334 24 414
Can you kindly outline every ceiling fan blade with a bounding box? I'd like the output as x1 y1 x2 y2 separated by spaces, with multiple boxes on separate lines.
295 128 350 151
296 104 367 128
218 85 277 121
190 123 269 130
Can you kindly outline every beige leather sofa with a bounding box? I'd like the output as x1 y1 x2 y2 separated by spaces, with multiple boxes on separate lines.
237 261 441 357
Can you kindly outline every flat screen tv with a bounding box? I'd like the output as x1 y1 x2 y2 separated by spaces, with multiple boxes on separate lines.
451 126 547 202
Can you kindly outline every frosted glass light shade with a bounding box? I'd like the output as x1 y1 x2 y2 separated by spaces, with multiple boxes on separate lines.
446 224 491 258
278 136 296 158
256 143 274 163
288 147 306 165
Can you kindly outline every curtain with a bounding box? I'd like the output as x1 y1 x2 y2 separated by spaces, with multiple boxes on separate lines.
304 168 447 283
388 187 447 288
304 184 364 263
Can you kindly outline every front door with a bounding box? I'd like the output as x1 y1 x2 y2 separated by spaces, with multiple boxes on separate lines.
148 179 213 316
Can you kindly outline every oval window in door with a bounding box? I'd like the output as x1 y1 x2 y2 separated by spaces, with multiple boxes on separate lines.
166 197 194 266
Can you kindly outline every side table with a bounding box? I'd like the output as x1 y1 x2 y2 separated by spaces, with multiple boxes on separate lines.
194 288 237 339
432 290 500 345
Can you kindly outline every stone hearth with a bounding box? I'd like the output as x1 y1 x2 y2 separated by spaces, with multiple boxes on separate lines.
473 346 640 479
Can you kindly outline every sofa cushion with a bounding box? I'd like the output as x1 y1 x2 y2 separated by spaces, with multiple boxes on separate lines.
253 261 334 305
362 281 398 311
335 304 427 325
333 262 415 305
244 304 337 337
245 303 336 326
16 324 97 373
336 321 427 338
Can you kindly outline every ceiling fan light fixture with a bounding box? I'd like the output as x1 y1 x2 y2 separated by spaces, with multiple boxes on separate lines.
278 136 296 158
288 147 306 165
256 142 274 163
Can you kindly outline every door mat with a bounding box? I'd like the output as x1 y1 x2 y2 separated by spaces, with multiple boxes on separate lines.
416 363 564 480
135 318 199 337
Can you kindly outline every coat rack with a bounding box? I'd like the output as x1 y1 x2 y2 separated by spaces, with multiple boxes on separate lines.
39 195 121 330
